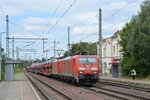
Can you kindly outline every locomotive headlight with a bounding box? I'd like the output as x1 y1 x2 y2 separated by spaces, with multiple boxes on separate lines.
79 67 85 70
91 67 97 71
79 71 83 74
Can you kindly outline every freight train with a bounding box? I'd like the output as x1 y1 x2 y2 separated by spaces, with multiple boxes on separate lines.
27 53 100 84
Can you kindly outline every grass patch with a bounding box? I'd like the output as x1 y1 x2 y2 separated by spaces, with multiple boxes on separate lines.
145 75 150 80
1 72 5 81
14 67 24 74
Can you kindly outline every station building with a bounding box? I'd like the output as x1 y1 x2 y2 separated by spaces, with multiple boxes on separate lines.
97 30 122 77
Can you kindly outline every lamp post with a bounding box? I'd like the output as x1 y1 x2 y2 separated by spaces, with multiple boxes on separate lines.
0 32 5 80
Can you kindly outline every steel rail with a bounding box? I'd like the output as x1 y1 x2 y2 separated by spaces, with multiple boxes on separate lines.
95 84 150 100
25 72 76 100
98 79 150 92
25 72 50 100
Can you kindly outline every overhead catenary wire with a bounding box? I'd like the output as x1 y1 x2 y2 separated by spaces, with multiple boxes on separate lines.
63 0 143 45
43 0 78 38
0 17 42 37
8 42 35 54
31 0 144 59
103 0 142 20
58 16 131 51
40 0 63 35
0 0 78 59
57 0 142 50
61 0 141 43
34 0 64 51
58 16 132 49
0 4 6 16
9 21 42 37
0 0 143 59
58 13 99 48
34 0 78 58
78 17 132 42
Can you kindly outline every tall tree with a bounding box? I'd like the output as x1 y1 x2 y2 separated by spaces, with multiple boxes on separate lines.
71 42 97 55
120 0 150 77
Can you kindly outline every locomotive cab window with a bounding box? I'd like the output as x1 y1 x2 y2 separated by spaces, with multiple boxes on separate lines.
79 57 96 64
88 58 96 63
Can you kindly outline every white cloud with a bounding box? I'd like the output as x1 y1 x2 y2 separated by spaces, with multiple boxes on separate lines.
24 26 45 31
23 17 49 25
73 25 97 34
10 32 39 38
63 12 98 27
0 0 145 58
102 1 127 11
0 0 63 16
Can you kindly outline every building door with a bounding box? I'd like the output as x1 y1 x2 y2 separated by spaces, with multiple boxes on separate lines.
112 64 119 78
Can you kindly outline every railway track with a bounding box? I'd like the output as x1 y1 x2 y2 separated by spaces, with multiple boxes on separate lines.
25 72 75 100
94 80 150 100
75 79 150 100
25 71 150 100
79 84 150 100
98 79 150 92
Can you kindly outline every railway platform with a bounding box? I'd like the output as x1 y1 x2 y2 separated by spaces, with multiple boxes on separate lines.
100 75 150 89
0 72 39 100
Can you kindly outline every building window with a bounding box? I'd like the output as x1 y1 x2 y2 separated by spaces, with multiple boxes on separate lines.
113 45 115 55
117 44 118 55
103 48 106 57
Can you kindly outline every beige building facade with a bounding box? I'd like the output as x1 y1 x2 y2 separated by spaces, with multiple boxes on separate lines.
97 30 122 76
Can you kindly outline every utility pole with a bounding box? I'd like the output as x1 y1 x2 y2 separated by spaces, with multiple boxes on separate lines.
12 37 14 60
33 50 36 60
44 50 48 59
43 39 44 53
16 47 19 60
0 32 5 80
0 33 1 80
6 15 9 60
54 41 56 58
68 27 70 55
0 33 2 80
99 8 103 76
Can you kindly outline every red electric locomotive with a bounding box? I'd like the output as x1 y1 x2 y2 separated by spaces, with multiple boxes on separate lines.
59 55 100 84
27 53 100 84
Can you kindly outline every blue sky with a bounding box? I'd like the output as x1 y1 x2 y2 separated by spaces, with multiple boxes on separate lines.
0 0 145 60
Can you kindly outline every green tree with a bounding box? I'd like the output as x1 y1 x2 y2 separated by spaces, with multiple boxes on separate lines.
120 0 150 77
71 42 97 55
63 51 69 57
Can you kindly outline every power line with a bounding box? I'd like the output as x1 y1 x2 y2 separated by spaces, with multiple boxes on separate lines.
34 0 78 57
59 1 139 47
37 0 143 58
0 17 42 37
58 13 99 48
40 0 63 35
77 17 132 42
9 21 42 37
56 12 99 46
19 42 35 50
104 0 141 20
66 1 142 44
0 4 6 16
43 0 78 38
55 0 63 12
73 12 98 27
34 0 72 54
35 0 63 49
